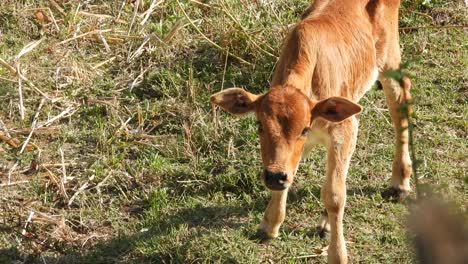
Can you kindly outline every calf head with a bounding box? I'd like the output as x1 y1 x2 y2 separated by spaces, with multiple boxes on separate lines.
211 87 361 191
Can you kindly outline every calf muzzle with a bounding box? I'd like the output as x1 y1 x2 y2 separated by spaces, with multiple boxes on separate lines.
263 170 288 191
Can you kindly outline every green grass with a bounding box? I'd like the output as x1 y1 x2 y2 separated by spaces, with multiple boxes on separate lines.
0 0 467 263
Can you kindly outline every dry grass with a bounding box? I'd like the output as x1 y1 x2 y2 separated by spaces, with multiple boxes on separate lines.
0 0 467 263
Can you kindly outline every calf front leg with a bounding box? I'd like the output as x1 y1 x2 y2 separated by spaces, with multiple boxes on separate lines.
323 117 358 264
258 189 288 240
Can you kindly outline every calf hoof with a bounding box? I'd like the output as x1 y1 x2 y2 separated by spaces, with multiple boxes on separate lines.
382 186 410 202
316 226 330 240
250 230 274 244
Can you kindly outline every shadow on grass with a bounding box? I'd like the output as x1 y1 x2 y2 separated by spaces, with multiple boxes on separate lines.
73 202 268 263
2 183 387 263
347 185 381 197
1 204 263 263
61 186 322 263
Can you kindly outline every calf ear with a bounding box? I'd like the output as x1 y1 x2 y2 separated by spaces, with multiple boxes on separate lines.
210 88 260 115
312 97 362 122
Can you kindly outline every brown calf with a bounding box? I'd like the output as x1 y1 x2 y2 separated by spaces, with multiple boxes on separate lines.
211 0 412 263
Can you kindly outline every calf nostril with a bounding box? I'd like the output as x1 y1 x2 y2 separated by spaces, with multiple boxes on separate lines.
279 173 287 181
264 170 287 182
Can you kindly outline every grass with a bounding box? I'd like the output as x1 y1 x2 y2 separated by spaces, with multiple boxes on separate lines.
0 0 467 263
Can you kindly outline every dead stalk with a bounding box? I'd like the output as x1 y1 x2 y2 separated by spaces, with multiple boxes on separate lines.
56 29 113 45
17 65 25 121
68 175 95 206
22 211 35 236
38 105 75 128
43 166 69 200
140 0 164 26
60 148 67 185
128 0 140 35
0 57 17 74
175 0 252 65
0 180 29 187
48 0 66 16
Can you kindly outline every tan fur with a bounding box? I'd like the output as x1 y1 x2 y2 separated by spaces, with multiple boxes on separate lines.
210 1 411 263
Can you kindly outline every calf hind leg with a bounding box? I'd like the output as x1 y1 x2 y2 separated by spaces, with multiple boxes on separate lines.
379 74 412 198
316 209 330 239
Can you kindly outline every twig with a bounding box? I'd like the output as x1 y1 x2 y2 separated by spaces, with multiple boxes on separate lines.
175 0 252 65
78 11 114 20
0 180 29 187
0 76 18 83
400 25 467 31
92 57 116 70
411 11 434 22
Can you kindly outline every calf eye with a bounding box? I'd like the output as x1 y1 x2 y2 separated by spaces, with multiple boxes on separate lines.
301 127 310 136
257 121 263 133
